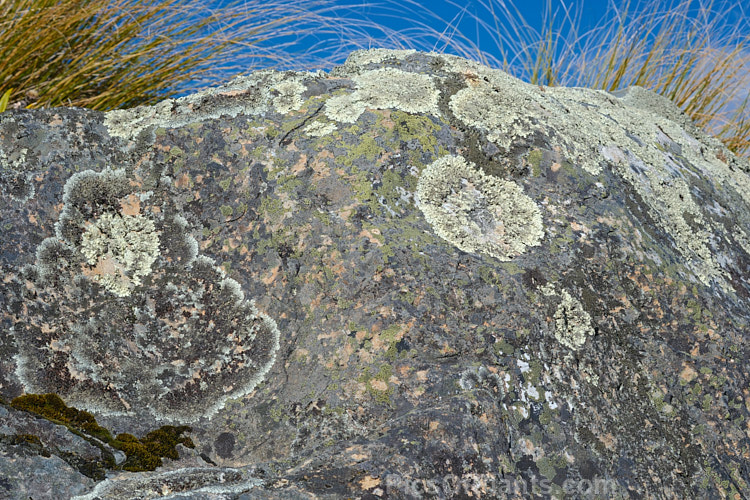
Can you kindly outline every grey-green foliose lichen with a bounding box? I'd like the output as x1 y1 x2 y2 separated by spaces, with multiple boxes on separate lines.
416 155 544 260
72 467 255 499
79 211 160 297
439 52 750 289
103 70 317 141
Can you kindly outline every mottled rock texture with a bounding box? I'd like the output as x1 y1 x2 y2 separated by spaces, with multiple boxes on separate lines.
1 49 750 499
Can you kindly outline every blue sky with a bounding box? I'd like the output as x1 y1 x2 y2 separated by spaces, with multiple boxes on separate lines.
212 0 748 75
214 0 613 71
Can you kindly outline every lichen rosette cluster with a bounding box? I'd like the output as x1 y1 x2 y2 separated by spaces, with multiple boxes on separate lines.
9 168 279 422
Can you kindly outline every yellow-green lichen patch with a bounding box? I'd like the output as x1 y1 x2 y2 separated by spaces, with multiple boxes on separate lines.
219 204 234 217
416 155 544 260
339 133 382 168
358 364 395 405
218 178 232 191
526 149 544 177
383 110 443 155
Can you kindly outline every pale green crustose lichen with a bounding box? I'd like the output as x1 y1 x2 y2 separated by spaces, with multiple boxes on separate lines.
553 290 595 350
271 80 306 114
12 167 281 422
440 51 750 289
542 285 595 350
303 120 338 137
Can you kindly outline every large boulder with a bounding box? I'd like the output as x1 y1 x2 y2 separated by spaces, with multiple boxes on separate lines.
1 49 749 498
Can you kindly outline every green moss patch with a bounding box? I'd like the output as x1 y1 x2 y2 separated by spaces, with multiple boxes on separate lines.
11 393 194 472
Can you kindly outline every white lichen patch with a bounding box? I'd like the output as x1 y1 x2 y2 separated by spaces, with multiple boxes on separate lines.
324 93 367 124
459 365 503 393
79 212 160 297
104 70 318 141
0 145 28 171
340 48 418 68
352 68 441 115
436 51 750 288
13 168 281 422
271 80 306 114
602 145 722 285
324 67 440 123
417 155 543 260
71 467 258 500
442 53 609 175
0 146 35 202
100 43 750 292
303 120 338 137
450 85 539 151
554 290 594 350
617 86 750 206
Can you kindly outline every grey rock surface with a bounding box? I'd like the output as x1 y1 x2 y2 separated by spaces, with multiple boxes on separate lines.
1 49 749 498
0 403 98 498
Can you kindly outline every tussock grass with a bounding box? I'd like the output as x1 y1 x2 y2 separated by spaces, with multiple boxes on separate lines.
0 0 398 110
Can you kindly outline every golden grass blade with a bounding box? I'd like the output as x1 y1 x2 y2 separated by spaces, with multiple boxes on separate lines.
0 88 12 113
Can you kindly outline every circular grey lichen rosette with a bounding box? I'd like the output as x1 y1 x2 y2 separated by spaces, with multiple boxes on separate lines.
9 168 280 422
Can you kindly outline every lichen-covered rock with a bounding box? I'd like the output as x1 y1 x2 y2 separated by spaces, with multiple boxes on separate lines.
9 162 280 422
1 49 749 499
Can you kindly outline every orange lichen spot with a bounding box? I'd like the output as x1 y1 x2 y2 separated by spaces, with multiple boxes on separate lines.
175 172 191 189
359 475 381 489
119 194 142 216
679 363 698 383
